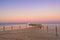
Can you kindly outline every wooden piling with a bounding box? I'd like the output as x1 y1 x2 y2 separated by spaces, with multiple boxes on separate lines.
19 26 21 29
55 26 58 36
43 25 44 31
46 26 48 32
24 24 27 29
3 26 5 31
11 26 13 30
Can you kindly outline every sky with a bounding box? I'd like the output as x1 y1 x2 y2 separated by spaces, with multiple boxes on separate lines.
0 0 60 24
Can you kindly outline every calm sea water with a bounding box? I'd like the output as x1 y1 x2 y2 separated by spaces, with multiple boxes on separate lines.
43 24 60 32
0 24 33 31
42 24 60 37
0 24 60 36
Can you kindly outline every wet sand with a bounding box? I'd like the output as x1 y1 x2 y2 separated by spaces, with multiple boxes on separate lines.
0 27 60 40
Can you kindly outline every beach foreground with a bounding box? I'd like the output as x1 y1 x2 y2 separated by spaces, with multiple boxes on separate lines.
0 27 60 40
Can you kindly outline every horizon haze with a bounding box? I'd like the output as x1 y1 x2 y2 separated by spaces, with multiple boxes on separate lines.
0 0 60 24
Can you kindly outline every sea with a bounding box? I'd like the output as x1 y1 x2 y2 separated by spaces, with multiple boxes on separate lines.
0 24 60 37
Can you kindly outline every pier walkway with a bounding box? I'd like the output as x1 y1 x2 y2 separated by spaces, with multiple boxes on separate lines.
0 27 60 40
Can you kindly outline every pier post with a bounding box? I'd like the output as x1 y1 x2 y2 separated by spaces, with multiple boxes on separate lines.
55 26 58 36
11 26 13 30
46 26 48 32
26 24 28 28
3 26 5 31
19 25 21 29
43 25 44 31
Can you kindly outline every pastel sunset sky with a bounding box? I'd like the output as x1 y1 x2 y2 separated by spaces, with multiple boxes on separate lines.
0 0 60 23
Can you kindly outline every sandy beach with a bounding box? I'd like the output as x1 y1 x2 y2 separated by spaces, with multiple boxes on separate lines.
0 26 60 40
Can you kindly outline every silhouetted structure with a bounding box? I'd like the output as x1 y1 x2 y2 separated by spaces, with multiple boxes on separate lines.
29 24 42 29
